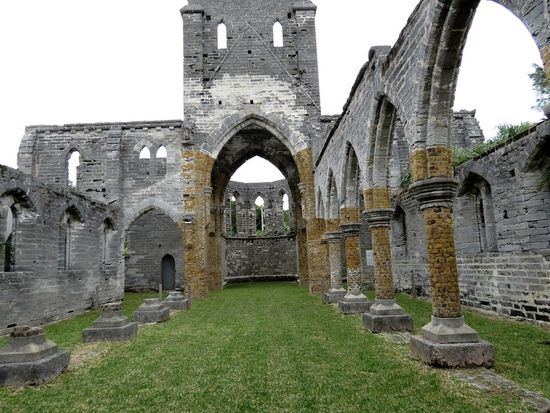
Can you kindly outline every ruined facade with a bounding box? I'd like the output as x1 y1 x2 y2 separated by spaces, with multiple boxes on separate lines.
1 0 550 366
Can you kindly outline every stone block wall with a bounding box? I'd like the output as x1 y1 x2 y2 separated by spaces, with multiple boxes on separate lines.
0 165 122 334
225 235 298 277
125 209 184 291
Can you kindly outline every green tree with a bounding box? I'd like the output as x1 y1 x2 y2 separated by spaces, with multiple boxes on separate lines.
528 64 550 111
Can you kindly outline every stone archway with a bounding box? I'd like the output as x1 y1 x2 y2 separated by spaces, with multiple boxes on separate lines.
181 115 319 299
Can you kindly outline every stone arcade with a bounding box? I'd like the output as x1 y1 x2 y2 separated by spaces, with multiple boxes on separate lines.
1 0 549 376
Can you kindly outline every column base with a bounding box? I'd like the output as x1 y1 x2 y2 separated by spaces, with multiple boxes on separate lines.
83 322 138 343
0 350 70 387
411 317 494 368
362 299 413 333
338 294 371 314
323 288 346 304
133 299 170 324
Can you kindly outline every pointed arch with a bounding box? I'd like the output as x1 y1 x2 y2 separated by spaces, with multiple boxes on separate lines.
218 22 228 50
139 147 151 160
67 150 80 188
326 170 339 220
156 146 168 159
342 142 362 208
273 21 284 47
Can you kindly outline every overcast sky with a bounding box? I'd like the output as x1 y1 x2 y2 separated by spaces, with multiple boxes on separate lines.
0 1 543 182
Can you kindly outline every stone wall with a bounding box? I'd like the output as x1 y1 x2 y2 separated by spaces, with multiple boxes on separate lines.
225 235 297 277
0 165 122 334
225 180 294 236
125 209 184 291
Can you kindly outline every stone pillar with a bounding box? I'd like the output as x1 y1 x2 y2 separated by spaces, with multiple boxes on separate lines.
362 206 412 333
338 223 371 314
323 231 346 304
409 146 493 367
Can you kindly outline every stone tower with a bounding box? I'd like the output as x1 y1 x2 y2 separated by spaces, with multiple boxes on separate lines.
181 0 321 151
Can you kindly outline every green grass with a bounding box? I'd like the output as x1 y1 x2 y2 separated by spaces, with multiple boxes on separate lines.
0 284 545 412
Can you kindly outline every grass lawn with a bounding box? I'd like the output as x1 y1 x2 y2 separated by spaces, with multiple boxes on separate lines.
0 283 547 412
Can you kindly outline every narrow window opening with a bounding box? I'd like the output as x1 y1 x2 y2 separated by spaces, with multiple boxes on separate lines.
273 21 283 48
3 207 16 272
156 146 167 159
255 196 265 235
218 23 227 50
287 12 292 19
67 151 80 188
282 193 290 234
139 147 151 159
230 195 238 236
102 219 115 272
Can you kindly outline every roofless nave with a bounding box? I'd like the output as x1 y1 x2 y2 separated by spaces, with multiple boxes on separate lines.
1 0 550 375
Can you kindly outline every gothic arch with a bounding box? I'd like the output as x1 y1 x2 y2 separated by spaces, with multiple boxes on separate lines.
123 199 183 233
341 142 362 209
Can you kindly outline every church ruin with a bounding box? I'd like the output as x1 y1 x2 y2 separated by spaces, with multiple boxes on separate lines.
1 0 549 367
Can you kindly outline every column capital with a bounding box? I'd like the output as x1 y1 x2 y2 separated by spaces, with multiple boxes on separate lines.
363 208 393 228
203 187 213 195
340 223 361 234
324 231 342 242
409 177 458 210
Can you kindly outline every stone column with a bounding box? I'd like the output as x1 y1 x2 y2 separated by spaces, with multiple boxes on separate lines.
323 231 346 304
408 149 494 367
362 207 412 333
338 223 371 314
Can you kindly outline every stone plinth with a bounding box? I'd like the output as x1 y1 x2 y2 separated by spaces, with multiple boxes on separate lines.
83 302 138 343
323 288 346 304
410 317 494 368
362 299 413 333
0 326 70 387
133 299 170 324
164 290 191 311
338 294 371 315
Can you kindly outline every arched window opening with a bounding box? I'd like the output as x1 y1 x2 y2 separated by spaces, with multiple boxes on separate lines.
273 21 283 48
218 23 227 50
2 207 16 272
230 195 238 236
102 219 116 272
67 151 80 188
282 193 290 234
139 147 151 159
459 175 498 253
156 146 167 159
59 209 82 270
255 196 265 235
392 207 408 259
327 172 339 220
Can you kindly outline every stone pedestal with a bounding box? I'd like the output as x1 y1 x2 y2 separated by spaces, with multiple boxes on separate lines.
362 299 413 333
0 326 70 387
338 294 371 315
410 317 494 368
83 302 138 343
164 290 191 311
133 298 170 324
323 288 346 304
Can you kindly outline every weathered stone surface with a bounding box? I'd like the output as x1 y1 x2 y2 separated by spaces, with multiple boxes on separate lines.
164 291 192 311
83 302 138 343
133 299 170 324
362 299 413 333
410 335 494 368
0 326 70 387
338 299 371 315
